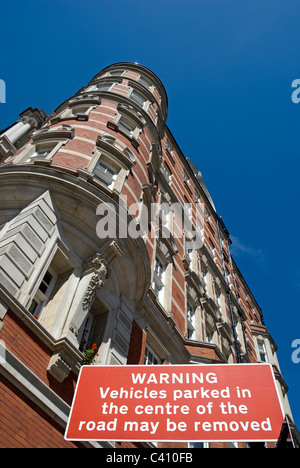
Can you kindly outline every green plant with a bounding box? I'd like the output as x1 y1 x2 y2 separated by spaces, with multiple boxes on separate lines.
81 343 98 365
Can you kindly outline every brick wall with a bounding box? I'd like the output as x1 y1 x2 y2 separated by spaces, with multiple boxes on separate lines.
1 310 77 405
0 374 82 448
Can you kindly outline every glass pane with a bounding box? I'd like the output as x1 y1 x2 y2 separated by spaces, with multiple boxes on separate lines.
43 271 53 286
139 77 151 89
29 300 38 315
130 91 145 107
119 118 135 134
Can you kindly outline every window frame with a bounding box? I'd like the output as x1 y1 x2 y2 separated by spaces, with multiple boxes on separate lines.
79 311 94 352
12 125 75 165
144 344 161 365
61 104 95 120
28 266 58 318
186 300 196 340
94 82 113 92
107 104 145 148
129 89 148 110
162 162 172 183
152 255 166 306
118 115 137 137
209 238 216 261
138 76 152 90
257 340 268 363
92 157 119 189
109 70 124 77
87 144 132 193
15 139 65 165
205 326 213 344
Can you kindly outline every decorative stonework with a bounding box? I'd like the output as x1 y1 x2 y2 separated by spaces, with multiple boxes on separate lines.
47 352 72 383
82 254 109 310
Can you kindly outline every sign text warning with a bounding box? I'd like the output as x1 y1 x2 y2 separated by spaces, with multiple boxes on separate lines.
65 364 284 442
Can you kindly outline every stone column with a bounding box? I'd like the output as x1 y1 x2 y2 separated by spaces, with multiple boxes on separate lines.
0 108 46 161
2 119 32 145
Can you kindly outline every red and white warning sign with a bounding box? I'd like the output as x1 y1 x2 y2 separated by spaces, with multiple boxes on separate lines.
65 363 285 442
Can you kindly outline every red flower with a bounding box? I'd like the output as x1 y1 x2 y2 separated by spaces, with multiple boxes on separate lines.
92 343 97 351
34 315 38 320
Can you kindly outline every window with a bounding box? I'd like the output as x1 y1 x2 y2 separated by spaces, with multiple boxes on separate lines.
187 301 196 340
165 141 173 155
109 70 123 77
59 96 99 121
139 76 152 90
196 218 204 242
258 341 267 362
152 256 166 305
201 266 207 286
205 326 213 344
184 197 192 215
78 300 108 354
184 171 190 185
184 235 193 267
228 442 239 448
159 200 172 236
30 147 51 160
89 139 135 193
24 247 76 339
71 105 90 116
25 142 57 163
123 147 135 161
28 268 57 318
188 442 209 448
62 105 92 120
14 126 74 165
144 345 161 365
79 312 94 352
209 239 216 261
93 158 118 189
129 90 146 108
94 83 112 92
162 162 172 182
224 267 230 285
215 289 221 309
108 106 144 148
118 116 137 137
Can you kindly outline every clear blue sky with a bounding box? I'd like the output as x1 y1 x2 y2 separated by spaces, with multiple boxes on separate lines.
1 0 300 432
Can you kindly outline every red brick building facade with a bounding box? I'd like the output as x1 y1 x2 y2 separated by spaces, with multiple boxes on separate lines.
0 62 296 448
